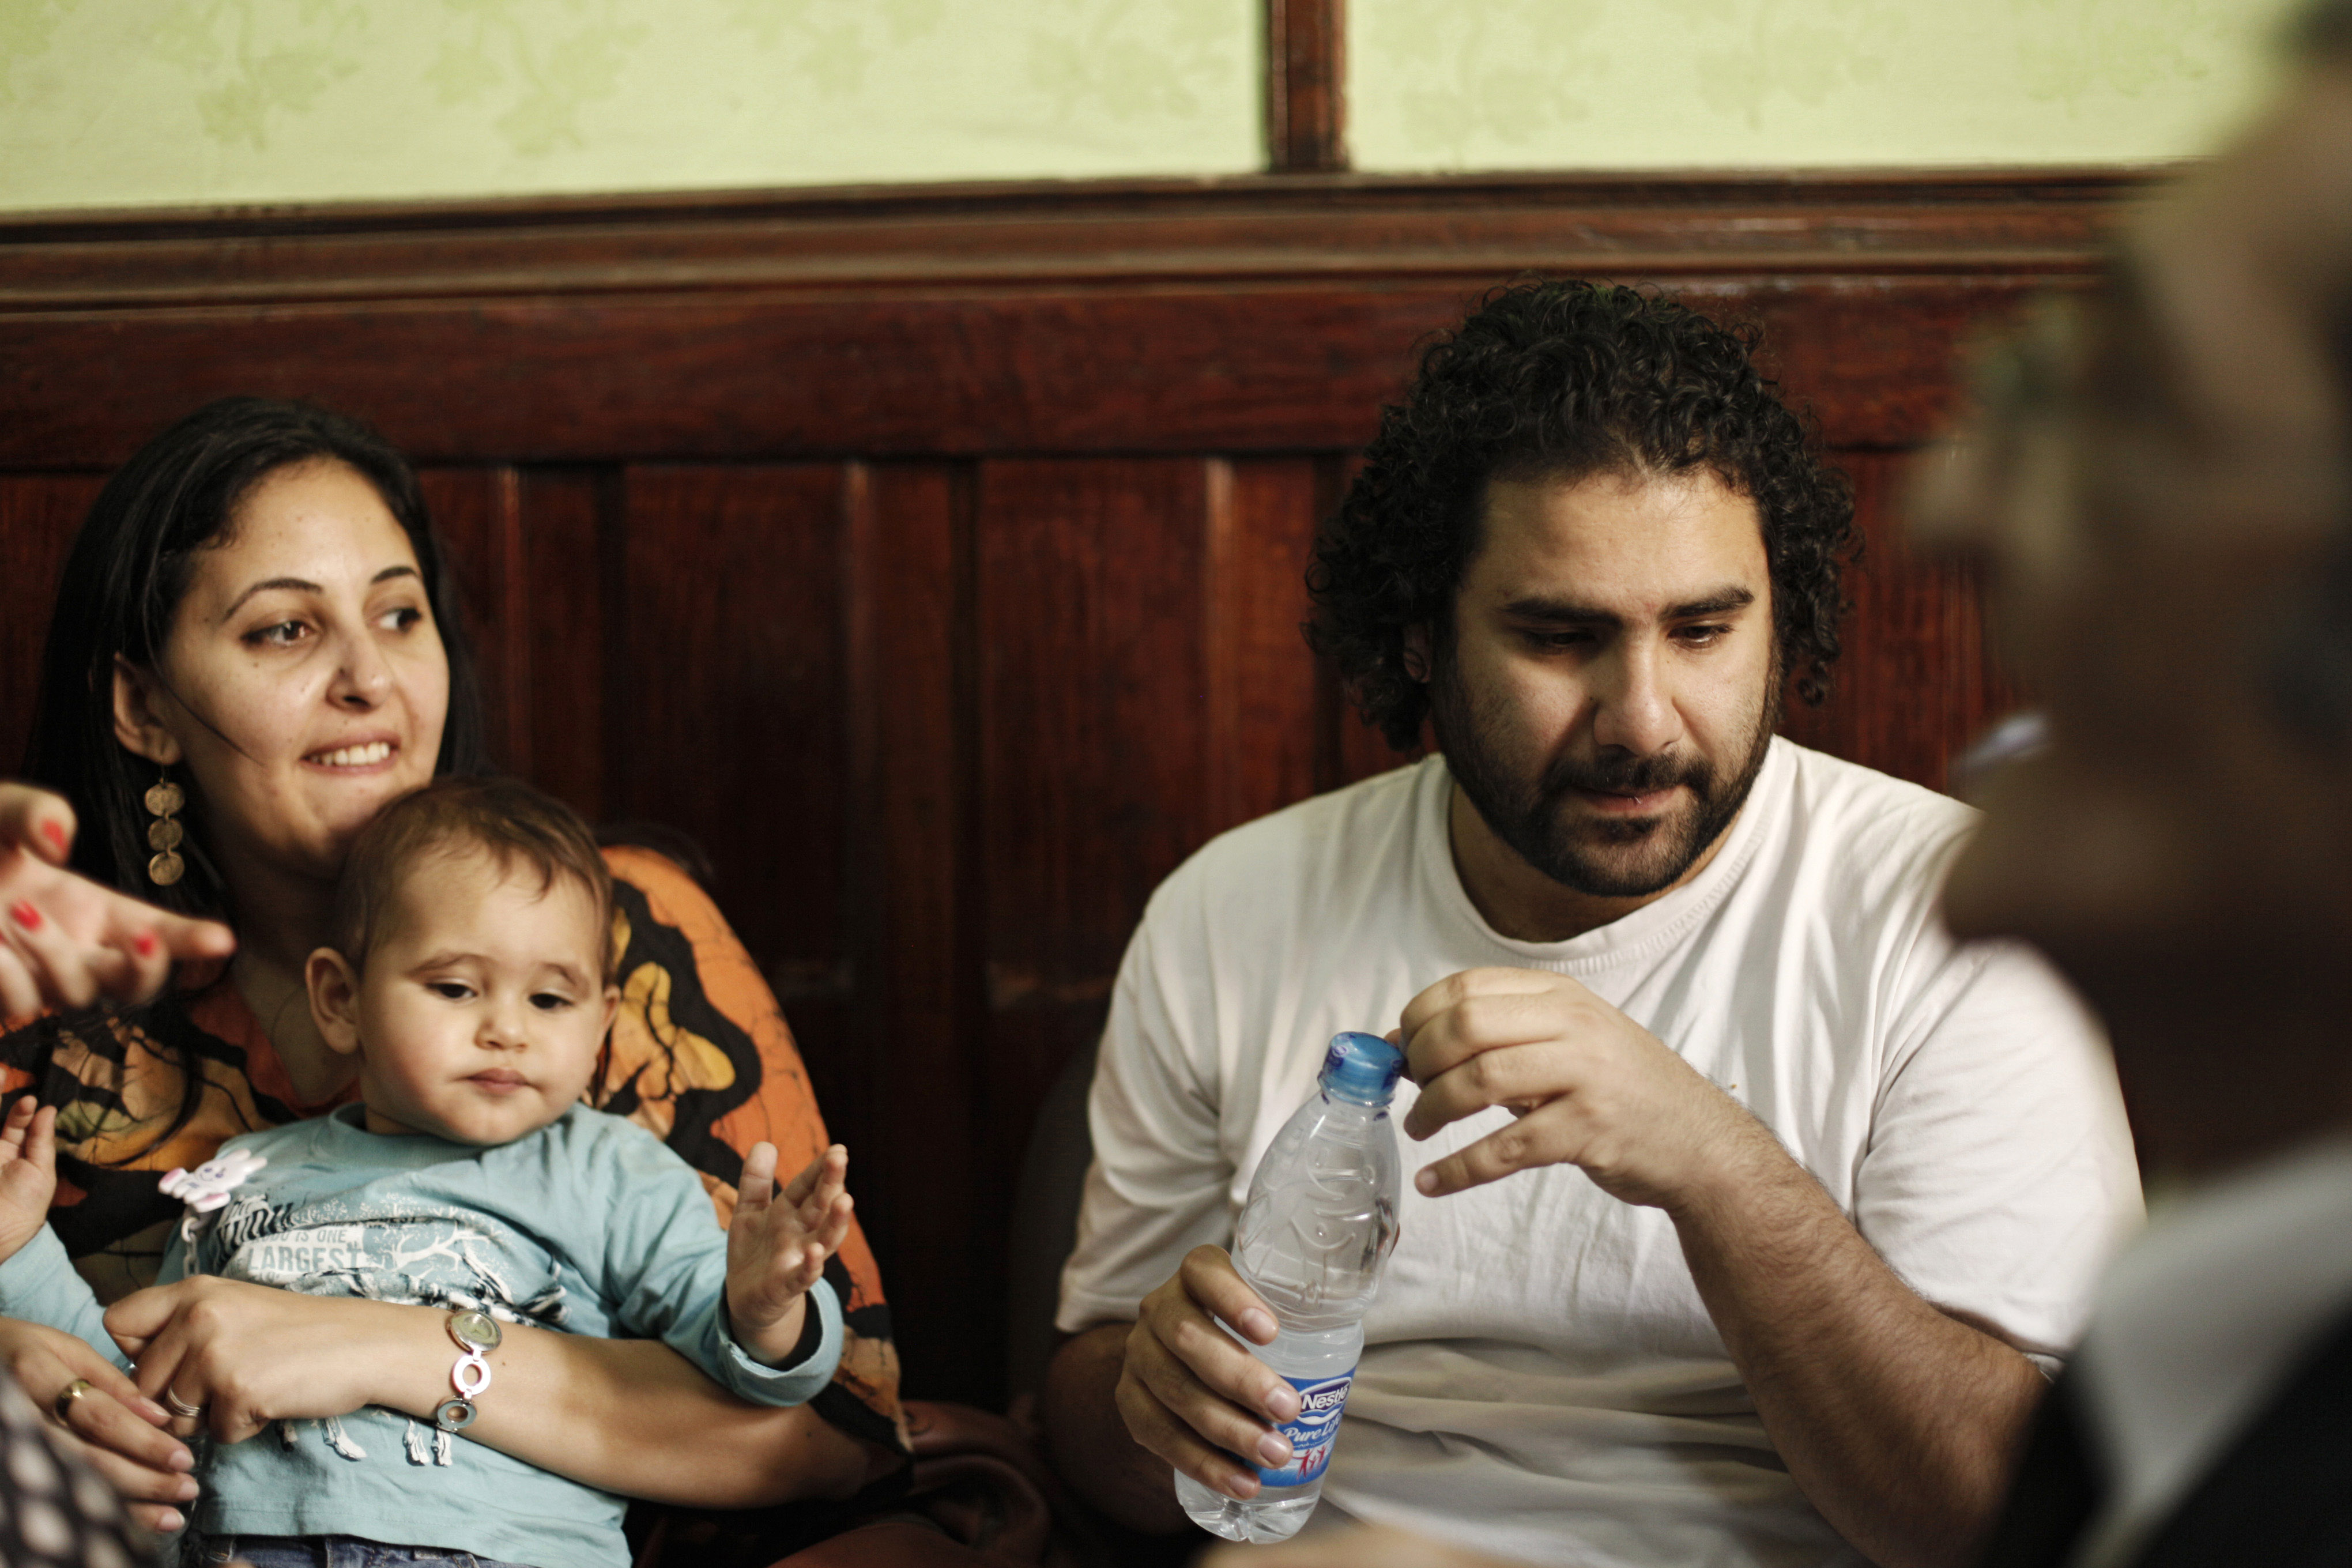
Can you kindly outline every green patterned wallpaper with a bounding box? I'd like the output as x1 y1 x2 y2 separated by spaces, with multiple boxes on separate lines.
0 0 2302 212
1351 0 2296 169
0 0 1259 210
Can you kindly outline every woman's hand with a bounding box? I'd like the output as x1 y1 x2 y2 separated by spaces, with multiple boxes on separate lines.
103 1276 438 1444
0 1314 198 1533
0 784 235 1025
108 1274 880 1505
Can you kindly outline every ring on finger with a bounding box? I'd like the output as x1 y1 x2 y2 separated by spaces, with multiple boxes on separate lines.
163 1389 206 1420
52 1378 93 1425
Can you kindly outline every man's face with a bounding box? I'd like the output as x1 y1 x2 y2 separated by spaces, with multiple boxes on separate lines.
1921 65 2352 1073
1428 469 1779 899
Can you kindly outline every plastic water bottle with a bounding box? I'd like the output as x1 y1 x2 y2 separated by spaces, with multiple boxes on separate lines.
1175 1031 1404 1543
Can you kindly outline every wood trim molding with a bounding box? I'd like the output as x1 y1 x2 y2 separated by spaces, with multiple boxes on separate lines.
1268 0 1347 173
0 169 2169 307
0 168 2177 465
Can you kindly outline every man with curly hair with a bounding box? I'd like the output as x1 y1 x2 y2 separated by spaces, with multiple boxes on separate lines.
1042 280 2139 1568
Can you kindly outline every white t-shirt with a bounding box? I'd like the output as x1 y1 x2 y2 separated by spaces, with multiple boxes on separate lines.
1057 740 2143 1568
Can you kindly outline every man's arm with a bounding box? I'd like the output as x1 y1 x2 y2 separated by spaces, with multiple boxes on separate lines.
1401 966 2071 1568
1042 1250 1308 1535
1043 1323 1183 1532
1669 1122 2044 1568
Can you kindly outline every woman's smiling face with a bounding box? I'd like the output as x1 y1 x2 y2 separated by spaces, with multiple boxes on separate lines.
116 458 450 887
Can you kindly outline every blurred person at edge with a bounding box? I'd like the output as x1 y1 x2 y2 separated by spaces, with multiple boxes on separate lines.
0 397 904 1540
1207 4 2352 1568
1043 277 2139 1568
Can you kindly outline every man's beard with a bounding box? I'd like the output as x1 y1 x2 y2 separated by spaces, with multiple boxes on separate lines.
1428 638 1780 900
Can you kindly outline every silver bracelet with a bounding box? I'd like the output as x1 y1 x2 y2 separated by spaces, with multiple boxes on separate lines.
433 1309 502 1432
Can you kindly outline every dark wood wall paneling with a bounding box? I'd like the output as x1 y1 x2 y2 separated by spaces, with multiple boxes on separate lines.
0 170 2156 1408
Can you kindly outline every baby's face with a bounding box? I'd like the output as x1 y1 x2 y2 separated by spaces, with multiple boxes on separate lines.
349 846 614 1145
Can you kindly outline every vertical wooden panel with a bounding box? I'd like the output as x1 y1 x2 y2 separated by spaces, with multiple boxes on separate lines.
518 469 612 821
1205 457 1324 834
0 476 104 774
420 468 527 771
842 459 983 1402
973 457 1213 1404
978 457 1215 1000
614 462 849 1009
1778 450 2019 788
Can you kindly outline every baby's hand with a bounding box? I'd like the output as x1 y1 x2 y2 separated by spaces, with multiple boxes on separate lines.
725 1143 852 1367
0 1097 59 1265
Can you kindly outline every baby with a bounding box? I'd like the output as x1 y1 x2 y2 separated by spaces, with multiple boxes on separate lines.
0 776 854 1568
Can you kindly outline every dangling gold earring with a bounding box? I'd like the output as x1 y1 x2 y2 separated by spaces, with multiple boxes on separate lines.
145 771 186 887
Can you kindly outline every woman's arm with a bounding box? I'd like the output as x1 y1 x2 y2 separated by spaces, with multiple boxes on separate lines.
105 1277 886 1505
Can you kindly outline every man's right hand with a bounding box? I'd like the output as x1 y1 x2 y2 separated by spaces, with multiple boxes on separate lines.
1116 1245 1303 1501
0 1315 197 1534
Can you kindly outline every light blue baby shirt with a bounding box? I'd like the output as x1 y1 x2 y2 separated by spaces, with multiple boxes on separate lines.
0 1102 842 1568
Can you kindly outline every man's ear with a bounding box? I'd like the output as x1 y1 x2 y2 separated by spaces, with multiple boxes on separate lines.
1403 624 1433 684
307 948 365 1058
112 657 184 766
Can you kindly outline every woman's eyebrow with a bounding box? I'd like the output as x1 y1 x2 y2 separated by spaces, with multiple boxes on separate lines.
221 564 417 619
222 576 322 617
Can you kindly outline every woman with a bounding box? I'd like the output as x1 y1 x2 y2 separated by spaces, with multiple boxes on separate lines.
0 398 903 1539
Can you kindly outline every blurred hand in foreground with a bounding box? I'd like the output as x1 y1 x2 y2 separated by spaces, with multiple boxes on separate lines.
0 783 234 1026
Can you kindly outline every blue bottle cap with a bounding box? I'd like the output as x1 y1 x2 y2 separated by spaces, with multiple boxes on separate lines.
1320 1031 1405 1106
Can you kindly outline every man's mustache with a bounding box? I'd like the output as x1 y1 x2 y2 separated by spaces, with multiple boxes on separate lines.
1540 749 1714 800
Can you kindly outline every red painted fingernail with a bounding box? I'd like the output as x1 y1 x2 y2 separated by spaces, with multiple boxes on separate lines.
7 903 39 932
135 933 158 956
39 821 67 855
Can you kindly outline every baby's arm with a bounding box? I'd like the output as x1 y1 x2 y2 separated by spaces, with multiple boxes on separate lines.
725 1143 853 1367
0 1096 58 1265
591 1120 845 1408
0 1097 135 1369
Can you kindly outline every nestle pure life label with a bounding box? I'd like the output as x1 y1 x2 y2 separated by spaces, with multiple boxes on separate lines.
1254 1369 1354 1486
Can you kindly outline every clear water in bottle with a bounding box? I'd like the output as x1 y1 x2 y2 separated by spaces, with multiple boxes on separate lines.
1175 1031 1403 1543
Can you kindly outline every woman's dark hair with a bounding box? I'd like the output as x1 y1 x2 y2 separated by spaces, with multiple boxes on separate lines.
20 396 489 921
1307 280 1858 750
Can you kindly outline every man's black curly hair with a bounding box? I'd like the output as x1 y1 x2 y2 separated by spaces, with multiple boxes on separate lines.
1307 280 1857 751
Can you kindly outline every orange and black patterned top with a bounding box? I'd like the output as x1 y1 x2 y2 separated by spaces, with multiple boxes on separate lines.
0 845 904 1456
